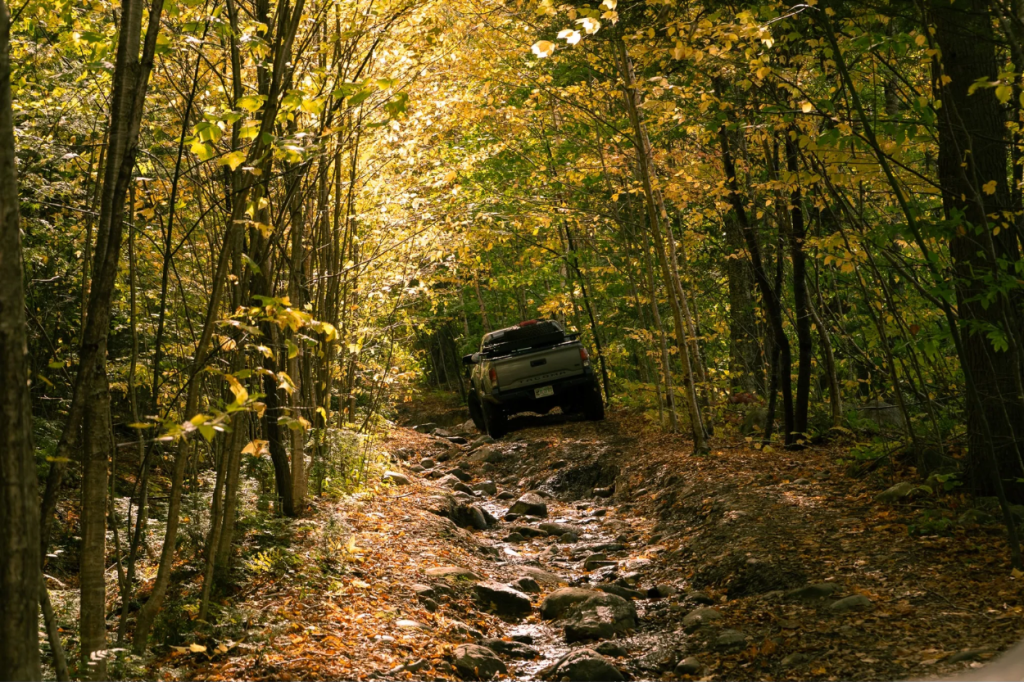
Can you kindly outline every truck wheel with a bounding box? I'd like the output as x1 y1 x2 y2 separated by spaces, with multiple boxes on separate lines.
482 401 508 439
583 383 605 421
468 393 486 432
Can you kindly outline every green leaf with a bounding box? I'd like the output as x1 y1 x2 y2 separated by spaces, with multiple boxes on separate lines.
219 150 246 171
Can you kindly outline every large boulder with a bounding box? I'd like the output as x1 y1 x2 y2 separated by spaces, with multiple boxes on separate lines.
563 593 638 642
473 581 533 618
540 587 599 619
509 492 548 517
453 643 508 680
550 649 625 681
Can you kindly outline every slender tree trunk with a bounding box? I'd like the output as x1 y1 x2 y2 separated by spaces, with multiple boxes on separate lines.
785 135 813 438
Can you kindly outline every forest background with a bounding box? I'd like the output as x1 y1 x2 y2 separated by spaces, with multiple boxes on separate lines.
3 0 1024 678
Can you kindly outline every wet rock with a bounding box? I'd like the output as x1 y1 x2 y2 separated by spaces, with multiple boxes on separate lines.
480 507 498 526
472 480 497 495
512 576 541 594
413 423 439 433
453 643 508 680
594 485 615 497
503 513 521 523
468 505 489 530
509 493 548 518
496 491 515 500
594 641 629 658
583 553 616 571
439 474 466 489
425 566 481 581
563 593 638 642
685 590 715 605
550 649 625 682
481 638 539 659
781 652 811 668
540 587 600 619
447 436 469 445
715 629 748 649
647 584 677 599
473 581 533 618
503 532 527 543
420 458 436 469
682 607 722 632
383 471 411 486
784 582 839 602
559 532 579 543
876 481 924 503
597 584 645 600
829 594 873 614
512 634 534 644
518 565 563 587
675 657 702 675
511 525 547 538
448 468 473 482
615 572 641 588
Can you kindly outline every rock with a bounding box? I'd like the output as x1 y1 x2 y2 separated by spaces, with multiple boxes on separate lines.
791 478 811 485
383 471 411 486
470 435 496 448
503 513 521 523
472 445 504 464
948 649 991 663
473 581 533 618
583 553 616 571
431 428 452 438
594 641 629 658
425 566 481 581
503 532 527 543
597 583 645 600
563 593 638 642
875 481 924 503
539 522 579 536
447 436 469 445
480 507 498 526
407 464 426 473
396 618 431 631
453 643 508 680
784 582 839 601
675 657 702 675
468 505 489 530
448 468 473 482
481 638 540 659
518 565 563 587
509 492 548 517
453 419 477 435
439 474 466 489
511 525 548 538
512 634 534 644
448 619 484 640
781 653 810 668
420 597 438 612
647 584 677 599
682 607 722 632
420 458 436 469
550 649 625 682
411 583 437 599
685 590 715 605
388 658 429 675
593 484 615 498
559 532 579 543
472 480 498 495
413 423 439 433
496 491 515 500
829 594 873 614
715 629 748 649
540 587 600 619
512 576 542 593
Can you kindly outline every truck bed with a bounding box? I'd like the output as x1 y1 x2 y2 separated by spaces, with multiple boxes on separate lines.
490 341 585 393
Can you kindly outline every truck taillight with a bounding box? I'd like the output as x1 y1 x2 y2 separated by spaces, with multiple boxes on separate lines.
580 348 590 365
489 367 498 385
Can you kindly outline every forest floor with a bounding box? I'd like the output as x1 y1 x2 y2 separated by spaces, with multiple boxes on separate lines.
162 400 1024 681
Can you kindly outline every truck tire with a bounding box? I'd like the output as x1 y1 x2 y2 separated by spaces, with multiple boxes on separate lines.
482 401 508 439
468 392 486 432
583 383 605 421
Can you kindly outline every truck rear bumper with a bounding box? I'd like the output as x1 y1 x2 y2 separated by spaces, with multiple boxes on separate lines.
486 370 595 412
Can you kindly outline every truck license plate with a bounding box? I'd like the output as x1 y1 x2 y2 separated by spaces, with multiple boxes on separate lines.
534 385 554 398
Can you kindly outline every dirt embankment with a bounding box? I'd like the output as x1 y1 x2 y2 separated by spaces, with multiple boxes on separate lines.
179 409 1024 681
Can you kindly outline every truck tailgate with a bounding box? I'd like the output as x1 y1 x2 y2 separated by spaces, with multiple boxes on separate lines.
493 343 585 391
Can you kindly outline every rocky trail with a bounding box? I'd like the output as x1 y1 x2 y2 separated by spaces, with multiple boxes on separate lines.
180 407 1024 681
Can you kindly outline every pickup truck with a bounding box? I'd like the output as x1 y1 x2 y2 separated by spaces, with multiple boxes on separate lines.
463 319 604 438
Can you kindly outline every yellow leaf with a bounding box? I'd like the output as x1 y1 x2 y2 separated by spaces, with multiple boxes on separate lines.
996 84 1012 104
189 643 207 653
983 180 997 195
915 34 926 47
801 101 813 113
1012 567 1024 579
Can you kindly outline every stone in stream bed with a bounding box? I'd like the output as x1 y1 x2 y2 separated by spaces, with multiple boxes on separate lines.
473 581 533 618
563 593 638 642
407 464 426 473
511 525 547 538
383 471 411 486
472 480 497 495
540 521 580 536
481 638 540 659
511 576 541 593
508 492 548 517
420 458 436 469
550 648 625 681
685 589 715 605
496 491 515 500
647 584 677 599
503 532 527 543
594 641 629 658
675 657 702 675
597 583 645 600
682 607 722 632
715 629 749 650
517 565 563 588
540 587 600 619
583 553 617 571
559 531 579 543
448 467 473 482
452 643 508 680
